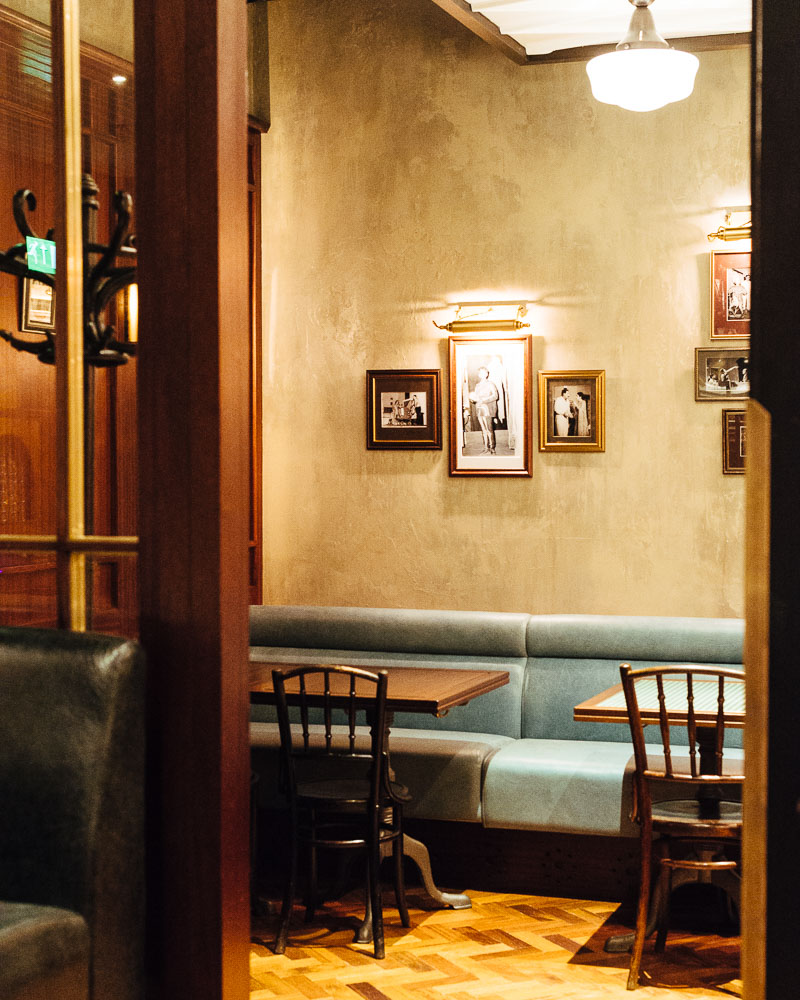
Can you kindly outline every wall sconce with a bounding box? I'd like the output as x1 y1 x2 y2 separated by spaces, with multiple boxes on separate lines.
433 303 530 334
707 208 751 242
586 0 699 113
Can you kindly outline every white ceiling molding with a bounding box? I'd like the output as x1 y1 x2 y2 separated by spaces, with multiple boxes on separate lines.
430 0 751 63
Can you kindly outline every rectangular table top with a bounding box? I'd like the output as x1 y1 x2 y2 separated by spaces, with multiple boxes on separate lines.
250 661 510 717
574 676 745 728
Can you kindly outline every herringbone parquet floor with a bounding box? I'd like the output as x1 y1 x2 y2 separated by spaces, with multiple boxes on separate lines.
250 888 741 1000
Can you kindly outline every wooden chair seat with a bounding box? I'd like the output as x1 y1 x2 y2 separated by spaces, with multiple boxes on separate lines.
297 778 410 805
650 798 742 835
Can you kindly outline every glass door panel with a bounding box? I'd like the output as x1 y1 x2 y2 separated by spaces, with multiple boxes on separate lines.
0 0 137 636
0 3 57 625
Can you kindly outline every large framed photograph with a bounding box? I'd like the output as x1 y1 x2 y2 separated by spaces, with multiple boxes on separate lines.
538 370 605 452
19 276 55 333
711 250 750 340
695 348 750 401
722 409 746 475
448 335 531 476
366 369 442 449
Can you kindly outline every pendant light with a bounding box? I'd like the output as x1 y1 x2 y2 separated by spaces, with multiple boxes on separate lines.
586 0 700 113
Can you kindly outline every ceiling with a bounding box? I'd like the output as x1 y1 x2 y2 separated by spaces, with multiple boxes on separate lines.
430 0 751 64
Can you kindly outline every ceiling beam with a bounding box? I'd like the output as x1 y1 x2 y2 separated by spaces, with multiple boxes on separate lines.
430 1 750 66
429 0 530 65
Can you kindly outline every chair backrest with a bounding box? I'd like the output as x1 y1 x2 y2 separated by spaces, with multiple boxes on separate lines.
620 663 745 815
272 664 389 806
0 626 145 1000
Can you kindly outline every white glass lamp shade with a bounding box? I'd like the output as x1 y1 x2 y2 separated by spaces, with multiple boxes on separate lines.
586 48 699 112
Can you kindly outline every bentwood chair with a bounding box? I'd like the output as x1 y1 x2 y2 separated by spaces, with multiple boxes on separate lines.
619 664 744 990
272 664 410 959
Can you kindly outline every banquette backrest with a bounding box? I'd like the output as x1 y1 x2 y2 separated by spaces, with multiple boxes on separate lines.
249 604 529 738
522 614 745 745
249 606 745 746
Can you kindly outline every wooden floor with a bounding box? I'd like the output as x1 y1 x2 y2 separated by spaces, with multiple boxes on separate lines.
250 888 741 1000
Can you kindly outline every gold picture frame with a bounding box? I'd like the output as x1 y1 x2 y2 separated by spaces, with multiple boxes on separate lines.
538 370 605 452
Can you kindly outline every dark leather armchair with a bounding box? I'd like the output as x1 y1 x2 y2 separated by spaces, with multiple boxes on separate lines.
0 627 145 1000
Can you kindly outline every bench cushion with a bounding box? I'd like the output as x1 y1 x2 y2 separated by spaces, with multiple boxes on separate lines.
482 739 641 836
251 605 529 657
482 740 745 837
525 614 744 662
250 722 512 823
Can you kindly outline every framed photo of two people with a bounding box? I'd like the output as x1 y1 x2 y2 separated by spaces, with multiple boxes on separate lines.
538 370 606 453
449 335 532 476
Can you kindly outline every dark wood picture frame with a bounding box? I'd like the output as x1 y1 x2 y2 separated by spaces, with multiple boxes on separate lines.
711 250 750 340
723 409 746 474
695 347 751 401
448 335 532 477
366 368 442 449
538 370 605 453
19 275 55 333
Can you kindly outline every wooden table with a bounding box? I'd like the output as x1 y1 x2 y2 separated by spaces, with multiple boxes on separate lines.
251 662 510 717
574 675 745 952
251 660 510 922
574 676 745 729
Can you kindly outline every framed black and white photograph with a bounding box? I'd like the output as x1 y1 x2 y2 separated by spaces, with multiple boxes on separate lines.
695 348 750 401
366 369 442 449
19 276 55 333
538 370 605 452
722 409 746 475
711 250 750 340
448 335 532 477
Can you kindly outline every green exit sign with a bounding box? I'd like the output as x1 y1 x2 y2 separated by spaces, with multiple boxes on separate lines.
25 236 56 275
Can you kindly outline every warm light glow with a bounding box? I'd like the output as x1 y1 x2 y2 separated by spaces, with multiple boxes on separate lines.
586 48 699 112
126 283 138 343
112 74 127 85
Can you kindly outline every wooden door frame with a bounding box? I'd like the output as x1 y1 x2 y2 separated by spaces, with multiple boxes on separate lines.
135 0 251 997
744 3 800 997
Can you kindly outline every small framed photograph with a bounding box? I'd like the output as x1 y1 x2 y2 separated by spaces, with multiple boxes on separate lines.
711 250 750 339
722 409 746 475
366 369 442 449
538 370 605 452
448 335 532 476
19 276 55 333
695 348 750 401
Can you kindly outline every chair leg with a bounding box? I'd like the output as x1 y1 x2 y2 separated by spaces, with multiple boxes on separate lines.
273 811 298 955
305 841 318 923
304 809 318 923
393 812 409 928
654 858 671 953
627 827 653 990
369 824 385 959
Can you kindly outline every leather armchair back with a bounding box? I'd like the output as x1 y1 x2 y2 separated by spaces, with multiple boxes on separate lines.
0 627 145 1000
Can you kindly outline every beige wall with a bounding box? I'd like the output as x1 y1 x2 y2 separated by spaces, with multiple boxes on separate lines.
260 0 749 617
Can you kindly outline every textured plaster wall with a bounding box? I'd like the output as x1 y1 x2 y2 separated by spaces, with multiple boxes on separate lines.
260 0 749 618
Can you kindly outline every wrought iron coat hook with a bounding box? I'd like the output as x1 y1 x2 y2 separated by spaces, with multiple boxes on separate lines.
0 173 137 366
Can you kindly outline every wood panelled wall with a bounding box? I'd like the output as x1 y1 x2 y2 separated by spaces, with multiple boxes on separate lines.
0 5 137 633
0 6 264 629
